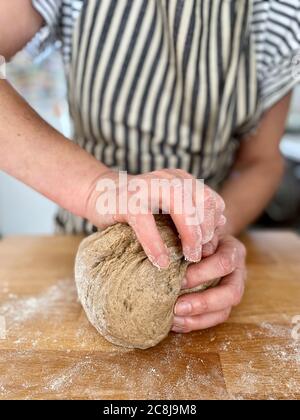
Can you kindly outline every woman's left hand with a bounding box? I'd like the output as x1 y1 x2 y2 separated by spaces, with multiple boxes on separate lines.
172 235 247 332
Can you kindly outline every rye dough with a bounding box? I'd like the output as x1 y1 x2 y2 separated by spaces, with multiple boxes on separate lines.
75 215 217 349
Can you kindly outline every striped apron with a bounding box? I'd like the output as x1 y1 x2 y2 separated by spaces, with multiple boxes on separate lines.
56 0 258 234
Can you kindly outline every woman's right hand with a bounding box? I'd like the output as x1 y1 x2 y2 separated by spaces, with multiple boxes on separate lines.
85 169 226 269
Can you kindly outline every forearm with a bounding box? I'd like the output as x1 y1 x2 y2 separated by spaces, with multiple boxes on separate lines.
220 157 284 236
0 80 109 218
220 93 291 236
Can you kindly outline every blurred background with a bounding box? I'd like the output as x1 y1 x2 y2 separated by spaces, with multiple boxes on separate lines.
0 47 71 236
0 48 299 236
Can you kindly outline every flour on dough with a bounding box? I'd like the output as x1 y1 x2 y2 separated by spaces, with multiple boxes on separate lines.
75 215 216 349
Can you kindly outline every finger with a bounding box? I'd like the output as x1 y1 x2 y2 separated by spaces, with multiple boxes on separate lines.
128 213 170 269
167 170 217 245
201 189 216 244
202 224 228 258
201 189 225 244
170 212 202 263
158 179 203 262
156 171 225 245
165 169 203 223
183 236 242 289
218 215 227 227
212 190 226 226
202 232 219 258
172 308 232 333
175 267 246 316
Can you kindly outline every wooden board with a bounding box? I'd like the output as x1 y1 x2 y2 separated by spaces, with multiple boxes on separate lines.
0 231 299 400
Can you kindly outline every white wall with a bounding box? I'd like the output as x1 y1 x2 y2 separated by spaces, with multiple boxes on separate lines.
0 49 71 236
0 174 57 235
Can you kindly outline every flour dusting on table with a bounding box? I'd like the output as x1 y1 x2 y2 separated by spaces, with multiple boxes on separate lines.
0 280 299 400
0 279 76 325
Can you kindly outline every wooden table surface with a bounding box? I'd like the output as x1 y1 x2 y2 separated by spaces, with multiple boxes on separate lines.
0 231 299 400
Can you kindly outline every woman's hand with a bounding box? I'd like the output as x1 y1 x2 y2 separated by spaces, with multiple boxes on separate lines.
172 235 247 332
86 168 226 269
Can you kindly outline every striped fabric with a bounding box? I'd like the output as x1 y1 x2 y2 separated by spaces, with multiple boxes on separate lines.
29 0 300 233
69 0 255 179
252 0 300 112
31 0 82 62
31 0 300 111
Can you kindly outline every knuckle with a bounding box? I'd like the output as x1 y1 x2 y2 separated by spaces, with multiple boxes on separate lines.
213 192 222 208
155 169 170 179
175 168 188 176
239 242 247 260
219 251 236 273
197 295 209 313
171 177 184 189
215 310 229 325
230 287 243 306
127 213 137 226
202 229 215 245
222 308 232 322
217 196 226 213
182 320 192 332
149 170 160 177
231 237 246 257
203 186 214 202
188 274 199 289
205 194 216 210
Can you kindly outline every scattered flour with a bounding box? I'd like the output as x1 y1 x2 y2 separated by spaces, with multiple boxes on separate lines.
0 281 299 400
0 279 75 326
47 359 93 392
263 343 300 365
234 372 259 395
260 322 290 339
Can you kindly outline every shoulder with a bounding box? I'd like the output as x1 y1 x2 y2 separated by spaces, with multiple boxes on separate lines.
32 0 63 29
31 0 83 28
251 0 300 111
252 0 300 72
27 0 83 62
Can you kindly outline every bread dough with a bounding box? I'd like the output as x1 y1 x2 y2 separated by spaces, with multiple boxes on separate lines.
75 215 217 349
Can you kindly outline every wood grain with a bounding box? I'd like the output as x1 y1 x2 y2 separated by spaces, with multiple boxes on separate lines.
0 231 299 400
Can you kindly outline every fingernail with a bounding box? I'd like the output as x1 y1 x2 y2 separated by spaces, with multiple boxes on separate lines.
183 247 202 263
154 254 170 269
175 302 192 316
173 316 186 327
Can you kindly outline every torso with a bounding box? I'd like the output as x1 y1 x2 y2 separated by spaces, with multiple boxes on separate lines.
68 0 257 186
30 0 300 232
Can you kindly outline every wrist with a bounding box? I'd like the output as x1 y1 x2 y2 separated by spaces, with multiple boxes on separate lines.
83 167 119 227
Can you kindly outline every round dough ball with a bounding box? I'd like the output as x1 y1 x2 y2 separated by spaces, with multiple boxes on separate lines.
75 215 216 349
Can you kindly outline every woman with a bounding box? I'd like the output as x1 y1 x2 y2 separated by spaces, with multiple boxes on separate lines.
0 0 299 333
